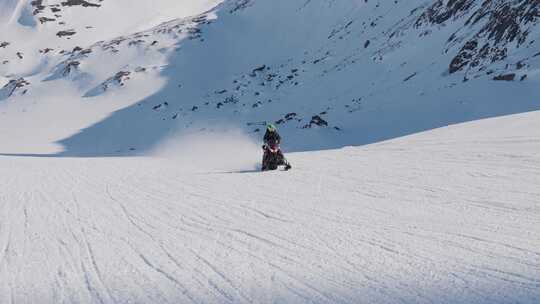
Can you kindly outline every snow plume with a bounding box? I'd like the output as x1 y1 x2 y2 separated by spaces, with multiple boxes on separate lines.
151 128 261 172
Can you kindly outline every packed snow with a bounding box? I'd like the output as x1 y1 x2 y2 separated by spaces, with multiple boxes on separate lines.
1 111 539 303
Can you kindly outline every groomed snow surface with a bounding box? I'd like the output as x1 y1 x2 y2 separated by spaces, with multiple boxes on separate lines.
1 111 539 304
1 0 539 302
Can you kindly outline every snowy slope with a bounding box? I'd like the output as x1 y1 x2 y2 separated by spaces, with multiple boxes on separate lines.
0 111 539 303
1 0 539 155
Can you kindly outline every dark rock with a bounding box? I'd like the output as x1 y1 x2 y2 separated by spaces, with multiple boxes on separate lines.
2 78 30 98
31 0 45 14
403 72 417 82
57 30 76 37
62 61 80 76
416 0 475 26
309 115 328 127
61 0 101 8
252 65 266 73
285 113 297 120
39 17 56 24
449 40 477 73
419 0 540 74
493 73 516 81
230 0 254 13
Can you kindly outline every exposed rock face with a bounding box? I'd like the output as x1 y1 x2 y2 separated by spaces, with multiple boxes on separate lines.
62 61 81 76
493 73 516 81
30 0 45 15
303 115 329 129
61 0 101 8
83 71 131 97
57 30 77 37
417 0 540 74
229 0 254 13
416 0 476 26
1 78 30 99
31 0 103 26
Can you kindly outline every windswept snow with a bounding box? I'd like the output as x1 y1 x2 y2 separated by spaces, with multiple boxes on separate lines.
1 111 539 304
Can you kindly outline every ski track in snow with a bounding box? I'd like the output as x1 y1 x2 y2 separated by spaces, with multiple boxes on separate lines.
0 112 539 304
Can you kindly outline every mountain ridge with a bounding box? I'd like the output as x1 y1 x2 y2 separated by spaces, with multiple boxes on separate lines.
0 0 539 155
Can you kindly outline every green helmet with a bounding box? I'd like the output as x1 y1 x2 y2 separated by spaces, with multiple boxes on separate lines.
267 123 277 132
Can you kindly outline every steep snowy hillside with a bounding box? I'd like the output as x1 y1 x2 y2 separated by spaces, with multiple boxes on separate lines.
1 0 539 155
1 111 539 304
0 0 222 81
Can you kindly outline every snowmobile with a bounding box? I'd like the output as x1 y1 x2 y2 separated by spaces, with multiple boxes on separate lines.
262 140 291 171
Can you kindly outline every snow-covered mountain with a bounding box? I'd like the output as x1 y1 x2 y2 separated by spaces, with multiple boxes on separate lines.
1 0 539 155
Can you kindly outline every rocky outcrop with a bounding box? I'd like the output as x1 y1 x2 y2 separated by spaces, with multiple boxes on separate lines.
229 0 254 13
0 78 30 100
416 0 540 74
416 0 476 26
61 0 101 8
493 73 516 81
83 71 132 97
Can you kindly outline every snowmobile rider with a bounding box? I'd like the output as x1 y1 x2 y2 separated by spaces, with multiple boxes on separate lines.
263 124 291 170
264 123 281 146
